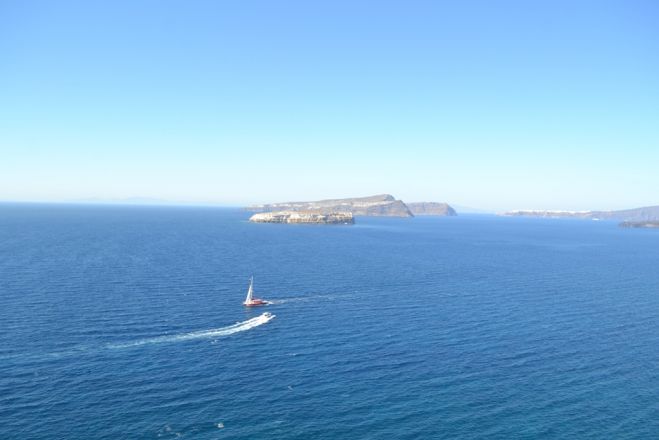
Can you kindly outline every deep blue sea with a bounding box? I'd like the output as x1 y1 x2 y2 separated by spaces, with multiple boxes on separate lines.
2 204 659 439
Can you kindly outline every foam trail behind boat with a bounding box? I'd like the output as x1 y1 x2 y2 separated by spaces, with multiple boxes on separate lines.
108 313 275 349
269 293 354 304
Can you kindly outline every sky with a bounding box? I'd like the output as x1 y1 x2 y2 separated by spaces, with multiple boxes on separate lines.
1 0 658 211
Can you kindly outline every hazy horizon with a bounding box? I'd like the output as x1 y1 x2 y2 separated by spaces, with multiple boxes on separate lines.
3 194 659 214
2 1 658 211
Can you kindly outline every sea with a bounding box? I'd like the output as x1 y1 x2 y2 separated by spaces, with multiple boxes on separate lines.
2 204 659 439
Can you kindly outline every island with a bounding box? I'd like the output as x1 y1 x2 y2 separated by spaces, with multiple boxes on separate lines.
501 210 593 219
246 194 457 218
619 221 659 229
407 202 457 216
249 211 354 224
247 194 412 217
501 205 659 222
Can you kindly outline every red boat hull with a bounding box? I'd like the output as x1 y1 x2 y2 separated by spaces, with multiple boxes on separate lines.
243 299 268 307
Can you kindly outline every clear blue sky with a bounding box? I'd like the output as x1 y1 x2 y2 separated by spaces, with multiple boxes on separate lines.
1 0 657 211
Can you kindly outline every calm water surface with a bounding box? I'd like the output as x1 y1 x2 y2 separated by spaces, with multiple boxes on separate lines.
1 204 659 439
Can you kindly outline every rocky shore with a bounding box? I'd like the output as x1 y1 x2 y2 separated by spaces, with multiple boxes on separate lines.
249 211 354 224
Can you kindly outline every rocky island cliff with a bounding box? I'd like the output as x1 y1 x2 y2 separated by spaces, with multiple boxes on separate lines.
249 211 354 224
247 194 413 217
407 202 457 216
247 194 457 218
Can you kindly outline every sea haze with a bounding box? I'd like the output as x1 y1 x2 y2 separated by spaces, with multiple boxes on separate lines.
1 204 659 439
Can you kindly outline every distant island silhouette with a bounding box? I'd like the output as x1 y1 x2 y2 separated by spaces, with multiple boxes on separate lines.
501 205 659 223
246 194 457 218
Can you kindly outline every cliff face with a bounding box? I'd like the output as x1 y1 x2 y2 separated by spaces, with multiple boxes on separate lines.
407 202 457 216
502 205 659 222
247 194 413 217
249 211 354 224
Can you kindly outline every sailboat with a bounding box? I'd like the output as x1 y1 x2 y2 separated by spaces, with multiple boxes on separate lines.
243 277 269 306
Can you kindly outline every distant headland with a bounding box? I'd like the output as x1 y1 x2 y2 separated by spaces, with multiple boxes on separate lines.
407 202 457 216
619 221 659 229
501 205 659 223
246 194 456 218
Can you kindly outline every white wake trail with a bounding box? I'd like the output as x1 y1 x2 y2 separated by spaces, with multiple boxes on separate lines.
107 313 275 349
268 293 355 305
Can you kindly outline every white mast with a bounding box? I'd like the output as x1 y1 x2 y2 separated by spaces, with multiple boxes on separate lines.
244 277 254 303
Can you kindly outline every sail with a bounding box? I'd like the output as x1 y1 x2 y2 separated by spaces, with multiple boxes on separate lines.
244 277 254 303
